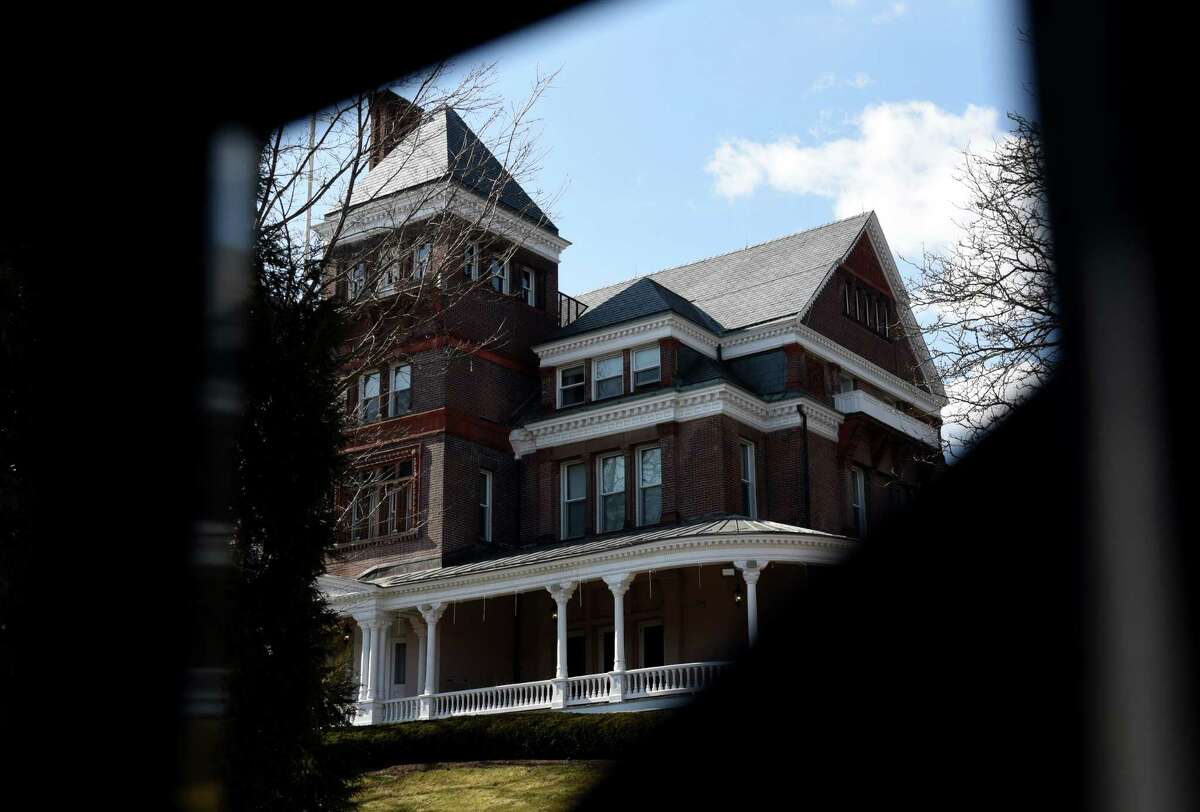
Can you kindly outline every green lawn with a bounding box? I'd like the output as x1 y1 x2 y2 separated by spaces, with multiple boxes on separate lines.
352 760 610 811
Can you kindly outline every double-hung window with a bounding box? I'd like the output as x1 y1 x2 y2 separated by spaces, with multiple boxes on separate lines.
463 242 479 279
413 243 432 279
349 261 367 298
488 257 507 292
561 461 586 540
391 364 412 415
359 371 381 423
349 459 415 541
739 440 757 519
849 467 867 535
517 266 536 306
593 355 623 400
559 364 585 407
636 446 662 526
631 346 661 387
597 453 625 533
479 470 492 542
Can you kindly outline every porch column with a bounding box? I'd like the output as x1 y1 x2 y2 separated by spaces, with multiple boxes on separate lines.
352 611 387 725
734 560 768 647
417 603 445 719
356 619 372 702
603 573 635 703
370 617 390 702
547 581 577 709
408 616 427 696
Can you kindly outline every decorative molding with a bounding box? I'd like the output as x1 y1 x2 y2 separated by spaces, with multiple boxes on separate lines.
508 382 842 457
834 389 941 448
533 314 720 367
325 530 855 612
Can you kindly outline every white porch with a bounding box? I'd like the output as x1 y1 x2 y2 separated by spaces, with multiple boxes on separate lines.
320 518 853 725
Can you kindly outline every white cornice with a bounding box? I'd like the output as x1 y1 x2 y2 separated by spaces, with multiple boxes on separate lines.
316 184 570 263
325 530 855 612
533 313 720 366
509 382 842 457
834 389 940 447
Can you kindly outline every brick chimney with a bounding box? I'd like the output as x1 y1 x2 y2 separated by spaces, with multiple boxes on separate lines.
368 90 423 169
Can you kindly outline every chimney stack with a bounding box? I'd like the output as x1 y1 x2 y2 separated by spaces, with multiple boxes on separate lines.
368 90 423 169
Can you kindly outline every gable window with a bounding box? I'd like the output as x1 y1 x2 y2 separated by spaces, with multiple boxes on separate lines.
518 266 536 306
559 364 586 407
849 467 867 536
413 243 432 279
488 257 507 293
739 440 757 519
391 364 412 415
359 371 381 423
479 470 492 543
561 461 586 540
392 642 407 686
593 355 623 400
631 346 661 388
597 453 626 533
349 261 367 298
636 446 662 526
349 458 415 542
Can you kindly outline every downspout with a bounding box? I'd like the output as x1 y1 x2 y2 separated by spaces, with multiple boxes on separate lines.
797 404 811 528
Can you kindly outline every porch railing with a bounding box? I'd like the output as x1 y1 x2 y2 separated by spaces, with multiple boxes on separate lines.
566 673 611 705
623 661 731 700
432 678 556 718
380 696 422 724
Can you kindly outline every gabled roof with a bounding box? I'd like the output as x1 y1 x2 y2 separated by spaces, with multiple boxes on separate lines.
344 106 557 234
556 277 726 338
575 212 871 332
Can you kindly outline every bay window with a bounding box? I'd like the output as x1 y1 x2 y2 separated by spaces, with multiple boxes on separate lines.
348 458 415 541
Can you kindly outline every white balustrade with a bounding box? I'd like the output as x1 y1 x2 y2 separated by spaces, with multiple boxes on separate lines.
431 678 556 719
380 696 422 724
565 673 612 706
622 662 731 700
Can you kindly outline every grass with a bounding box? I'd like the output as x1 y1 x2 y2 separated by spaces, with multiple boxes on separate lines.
352 760 610 811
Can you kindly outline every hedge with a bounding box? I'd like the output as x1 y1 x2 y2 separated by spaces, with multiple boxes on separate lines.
324 710 675 772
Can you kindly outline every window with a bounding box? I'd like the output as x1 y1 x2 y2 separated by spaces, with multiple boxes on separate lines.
561 461 586 539
349 261 367 298
843 281 852 316
392 642 407 686
359 371 381 423
413 243 432 279
558 364 585 407
349 459 415 541
464 242 478 279
837 373 855 394
517 266 535 306
597 453 626 533
631 346 661 387
391 364 412 415
593 355 623 400
488 257 507 292
849 467 867 535
637 446 662 526
479 470 492 542
739 440 757 519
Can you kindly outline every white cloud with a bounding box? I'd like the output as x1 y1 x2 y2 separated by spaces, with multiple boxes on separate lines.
810 72 874 93
704 100 1004 256
871 1 908 24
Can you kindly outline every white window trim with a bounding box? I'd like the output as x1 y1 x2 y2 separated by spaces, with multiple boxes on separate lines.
359 371 381 424
391 363 413 416
592 354 624 401
595 452 626 534
635 444 663 527
557 363 586 409
739 439 757 519
560 460 586 540
630 344 662 389
518 266 536 306
479 469 493 543
488 256 509 293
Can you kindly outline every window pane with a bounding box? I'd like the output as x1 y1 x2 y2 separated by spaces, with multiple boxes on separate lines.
602 493 624 532
561 386 585 406
567 501 585 538
595 356 622 379
633 347 659 370
561 366 584 386
392 389 411 414
595 377 622 399
639 448 661 487
601 456 624 494
363 373 380 398
566 463 586 500
394 365 411 391
361 397 379 423
634 368 659 386
640 484 662 525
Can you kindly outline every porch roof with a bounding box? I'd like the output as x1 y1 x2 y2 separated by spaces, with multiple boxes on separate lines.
358 516 847 589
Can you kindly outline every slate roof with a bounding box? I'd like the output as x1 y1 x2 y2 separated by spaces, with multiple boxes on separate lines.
361 516 846 588
572 212 872 334
341 106 557 234
556 277 725 338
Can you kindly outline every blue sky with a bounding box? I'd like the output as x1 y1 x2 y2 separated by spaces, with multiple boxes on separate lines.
402 0 1031 296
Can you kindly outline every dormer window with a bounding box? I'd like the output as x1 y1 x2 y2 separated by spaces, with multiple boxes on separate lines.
558 364 585 407
631 346 661 388
593 355 623 400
